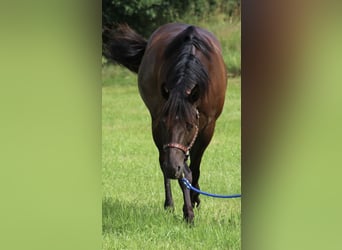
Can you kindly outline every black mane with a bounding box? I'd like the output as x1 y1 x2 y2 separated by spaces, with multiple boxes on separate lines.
162 26 212 126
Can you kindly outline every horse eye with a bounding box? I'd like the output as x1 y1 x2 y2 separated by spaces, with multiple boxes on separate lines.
188 85 199 103
161 84 169 99
186 123 193 131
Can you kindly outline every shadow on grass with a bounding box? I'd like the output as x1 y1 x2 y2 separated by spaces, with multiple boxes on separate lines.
102 197 184 234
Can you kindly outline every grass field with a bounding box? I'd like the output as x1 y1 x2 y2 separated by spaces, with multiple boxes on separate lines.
102 65 241 249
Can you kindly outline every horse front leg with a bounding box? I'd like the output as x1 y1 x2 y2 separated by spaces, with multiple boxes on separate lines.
178 163 194 223
163 176 174 210
157 149 174 210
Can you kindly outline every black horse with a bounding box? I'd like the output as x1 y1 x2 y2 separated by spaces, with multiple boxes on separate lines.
103 23 227 222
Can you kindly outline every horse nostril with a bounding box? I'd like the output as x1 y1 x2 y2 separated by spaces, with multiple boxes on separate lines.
177 166 181 172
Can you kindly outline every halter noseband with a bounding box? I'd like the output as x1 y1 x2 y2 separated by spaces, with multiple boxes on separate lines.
162 110 199 158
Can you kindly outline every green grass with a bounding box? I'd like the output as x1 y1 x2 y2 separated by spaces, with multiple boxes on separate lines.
102 66 241 249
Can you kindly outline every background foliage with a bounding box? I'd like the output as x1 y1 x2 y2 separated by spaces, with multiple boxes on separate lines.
103 0 240 36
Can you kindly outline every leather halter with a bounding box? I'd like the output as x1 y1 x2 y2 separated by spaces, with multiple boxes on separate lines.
162 110 199 157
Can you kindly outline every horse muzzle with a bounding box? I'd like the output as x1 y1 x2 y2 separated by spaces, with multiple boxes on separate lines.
163 161 184 179
162 149 186 179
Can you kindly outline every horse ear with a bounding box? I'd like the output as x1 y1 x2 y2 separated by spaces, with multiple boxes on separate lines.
188 84 200 103
161 83 169 99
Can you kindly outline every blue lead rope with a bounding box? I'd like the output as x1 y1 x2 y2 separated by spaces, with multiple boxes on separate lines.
181 178 241 199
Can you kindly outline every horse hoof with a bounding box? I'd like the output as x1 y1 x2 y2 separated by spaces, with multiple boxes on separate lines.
183 209 194 224
184 214 194 224
164 201 174 212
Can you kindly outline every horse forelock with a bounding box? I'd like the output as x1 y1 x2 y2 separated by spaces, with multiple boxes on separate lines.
162 89 197 129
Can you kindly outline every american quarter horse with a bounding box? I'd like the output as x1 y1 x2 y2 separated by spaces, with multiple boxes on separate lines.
103 23 227 222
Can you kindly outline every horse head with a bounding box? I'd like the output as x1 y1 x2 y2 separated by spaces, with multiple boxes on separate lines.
159 84 200 179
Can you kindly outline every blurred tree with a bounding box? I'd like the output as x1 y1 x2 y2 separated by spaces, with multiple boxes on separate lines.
102 0 240 37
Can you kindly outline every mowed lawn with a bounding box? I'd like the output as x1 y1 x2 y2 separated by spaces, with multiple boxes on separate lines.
102 66 241 249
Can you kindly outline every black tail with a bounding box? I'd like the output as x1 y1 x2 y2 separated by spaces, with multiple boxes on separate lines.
102 24 147 73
